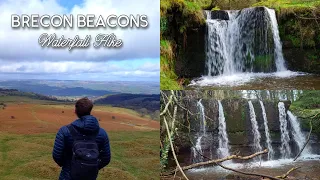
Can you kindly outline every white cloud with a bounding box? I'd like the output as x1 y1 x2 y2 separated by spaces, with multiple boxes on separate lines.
0 59 159 74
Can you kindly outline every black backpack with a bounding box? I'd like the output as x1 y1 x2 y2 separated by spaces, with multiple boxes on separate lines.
67 125 100 180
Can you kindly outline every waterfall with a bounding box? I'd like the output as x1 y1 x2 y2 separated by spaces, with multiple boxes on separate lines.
192 136 204 163
204 10 211 20
191 99 207 163
204 7 287 76
259 100 274 160
217 100 230 159
248 101 262 157
278 102 291 159
197 99 206 135
266 8 286 71
287 110 311 155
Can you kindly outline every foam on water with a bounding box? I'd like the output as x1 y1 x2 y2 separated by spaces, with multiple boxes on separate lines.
188 155 320 173
189 71 305 87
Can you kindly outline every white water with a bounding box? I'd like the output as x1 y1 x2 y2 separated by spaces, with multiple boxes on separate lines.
259 100 274 160
287 110 311 155
266 8 286 71
248 101 262 157
188 155 320 173
189 69 304 87
205 7 286 76
197 99 206 134
191 136 204 163
192 99 207 163
192 7 294 87
217 100 230 159
278 102 291 159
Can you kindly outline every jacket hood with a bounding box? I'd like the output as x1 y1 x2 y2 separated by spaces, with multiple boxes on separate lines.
71 115 100 134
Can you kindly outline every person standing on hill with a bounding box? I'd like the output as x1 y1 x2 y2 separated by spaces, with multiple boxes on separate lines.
53 97 111 180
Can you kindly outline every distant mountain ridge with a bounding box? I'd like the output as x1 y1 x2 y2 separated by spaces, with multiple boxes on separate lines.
0 88 69 102
0 80 159 96
94 93 160 113
0 87 160 120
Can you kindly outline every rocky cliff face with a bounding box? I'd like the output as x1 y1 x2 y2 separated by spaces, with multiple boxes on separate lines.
278 10 320 74
173 8 320 79
174 96 298 163
175 24 206 78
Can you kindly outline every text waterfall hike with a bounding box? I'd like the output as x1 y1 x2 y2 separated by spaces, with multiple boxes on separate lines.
11 14 149 50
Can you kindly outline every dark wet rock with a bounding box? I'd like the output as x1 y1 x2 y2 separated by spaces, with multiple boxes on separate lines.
173 95 318 165
209 10 230 20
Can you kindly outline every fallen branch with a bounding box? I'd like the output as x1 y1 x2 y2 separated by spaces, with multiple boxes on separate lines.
216 162 280 180
179 149 268 171
298 112 320 119
293 120 312 161
217 163 300 180
276 167 301 179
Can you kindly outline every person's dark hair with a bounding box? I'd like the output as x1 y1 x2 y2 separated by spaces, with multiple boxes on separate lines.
75 97 93 118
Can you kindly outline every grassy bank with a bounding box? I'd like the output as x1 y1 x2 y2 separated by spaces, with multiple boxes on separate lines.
254 0 320 10
0 131 159 180
160 0 209 90
290 91 320 135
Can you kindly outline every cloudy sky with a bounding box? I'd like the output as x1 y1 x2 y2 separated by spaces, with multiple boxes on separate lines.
0 0 160 81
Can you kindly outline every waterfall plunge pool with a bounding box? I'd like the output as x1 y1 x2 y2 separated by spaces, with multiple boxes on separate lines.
188 71 320 90
185 155 320 180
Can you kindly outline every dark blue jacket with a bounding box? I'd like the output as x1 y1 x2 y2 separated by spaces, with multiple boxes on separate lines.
52 115 111 180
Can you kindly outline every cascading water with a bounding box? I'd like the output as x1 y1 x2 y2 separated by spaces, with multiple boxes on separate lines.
259 100 274 160
287 110 311 155
266 8 286 71
192 136 204 163
205 7 287 76
197 99 206 134
248 101 262 159
191 99 207 163
217 100 230 159
278 102 291 159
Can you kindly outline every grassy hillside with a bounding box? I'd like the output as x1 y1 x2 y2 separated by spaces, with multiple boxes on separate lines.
0 89 160 121
0 131 158 180
0 89 71 105
95 94 160 120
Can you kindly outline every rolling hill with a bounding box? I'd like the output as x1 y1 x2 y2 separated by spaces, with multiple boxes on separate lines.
94 94 160 120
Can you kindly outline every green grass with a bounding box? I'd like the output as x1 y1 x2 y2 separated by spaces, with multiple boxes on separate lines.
160 40 182 90
291 91 320 109
253 0 320 10
0 131 159 180
0 96 64 104
160 56 181 90
160 0 209 89
290 91 320 135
